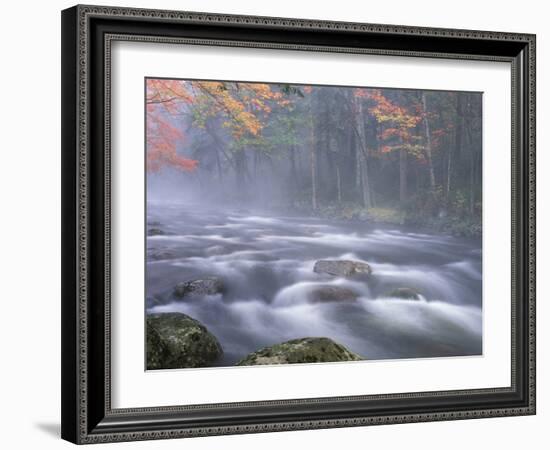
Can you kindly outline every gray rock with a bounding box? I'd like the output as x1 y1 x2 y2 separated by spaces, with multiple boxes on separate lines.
236 337 363 366
309 285 359 303
204 243 257 256
147 249 175 260
147 228 165 236
384 287 422 300
146 313 222 370
313 259 372 277
173 277 224 298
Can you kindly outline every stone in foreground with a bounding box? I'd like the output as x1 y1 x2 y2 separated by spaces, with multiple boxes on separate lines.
146 312 222 370
236 337 363 366
173 276 224 298
309 285 359 303
313 259 371 277
384 287 422 300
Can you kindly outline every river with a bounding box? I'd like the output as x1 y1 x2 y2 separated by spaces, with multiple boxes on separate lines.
146 201 482 366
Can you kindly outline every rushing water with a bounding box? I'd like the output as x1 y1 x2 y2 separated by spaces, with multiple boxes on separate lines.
146 201 482 366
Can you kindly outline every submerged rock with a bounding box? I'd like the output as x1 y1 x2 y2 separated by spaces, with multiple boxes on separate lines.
173 277 224 298
384 287 422 300
309 285 359 303
313 259 372 277
236 337 363 366
146 312 222 370
147 249 175 260
147 227 165 236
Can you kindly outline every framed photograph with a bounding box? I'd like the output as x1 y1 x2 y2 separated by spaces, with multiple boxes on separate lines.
61 5 536 444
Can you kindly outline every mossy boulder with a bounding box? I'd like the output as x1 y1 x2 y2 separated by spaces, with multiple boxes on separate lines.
146 313 222 370
236 337 363 366
384 287 422 300
309 285 359 303
173 277 224 298
313 260 372 277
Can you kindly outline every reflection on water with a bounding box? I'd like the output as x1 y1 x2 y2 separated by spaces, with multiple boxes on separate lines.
146 201 482 366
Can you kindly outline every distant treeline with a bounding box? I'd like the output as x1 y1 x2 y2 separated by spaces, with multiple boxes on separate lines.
146 79 482 235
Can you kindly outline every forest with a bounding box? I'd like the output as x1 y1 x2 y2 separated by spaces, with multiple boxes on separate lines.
146 78 482 237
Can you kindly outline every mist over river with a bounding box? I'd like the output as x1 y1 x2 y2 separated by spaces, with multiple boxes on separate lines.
146 201 482 367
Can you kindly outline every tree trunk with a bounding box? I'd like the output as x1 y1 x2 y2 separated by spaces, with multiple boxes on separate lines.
446 136 452 201
448 94 464 202
205 122 236 173
214 144 223 186
355 100 372 208
309 94 318 210
289 144 297 179
310 126 317 210
465 107 475 215
253 150 259 179
360 158 371 208
469 148 475 214
336 163 342 203
399 147 407 204
348 123 361 201
355 139 362 193
421 92 436 190
234 150 248 200
289 144 297 206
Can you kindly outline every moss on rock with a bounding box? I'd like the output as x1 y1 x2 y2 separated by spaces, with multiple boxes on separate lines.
236 337 363 366
146 312 222 370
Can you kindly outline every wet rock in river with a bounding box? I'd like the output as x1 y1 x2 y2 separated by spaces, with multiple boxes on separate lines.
173 276 225 298
146 312 222 370
147 249 175 260
309 285 359 303
236 337 363 366
147 227 165 236
204 243 257 257
313 259 372 277
384 287 422 300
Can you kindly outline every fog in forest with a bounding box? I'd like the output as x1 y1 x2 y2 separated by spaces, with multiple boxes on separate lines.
145 79 483 370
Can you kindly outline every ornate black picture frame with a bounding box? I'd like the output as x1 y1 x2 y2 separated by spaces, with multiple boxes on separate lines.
61 4 536 444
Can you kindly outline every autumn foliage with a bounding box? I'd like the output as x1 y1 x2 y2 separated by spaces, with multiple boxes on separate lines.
354 88 424 155
146 79 292 173
146 79 197 173
145 77 481 231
